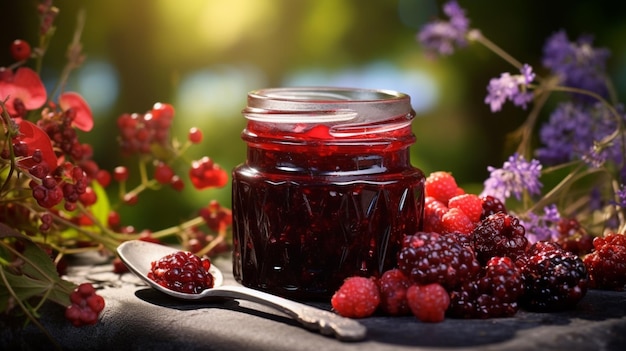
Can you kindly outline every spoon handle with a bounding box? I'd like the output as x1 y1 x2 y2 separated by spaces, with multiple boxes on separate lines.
212 285 366 341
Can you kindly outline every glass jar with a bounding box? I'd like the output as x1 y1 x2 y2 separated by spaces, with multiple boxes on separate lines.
232 87 425 300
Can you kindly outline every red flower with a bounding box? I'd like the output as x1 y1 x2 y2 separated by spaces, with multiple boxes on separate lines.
0 67 47 117
59 92 93 131
15 119 58 172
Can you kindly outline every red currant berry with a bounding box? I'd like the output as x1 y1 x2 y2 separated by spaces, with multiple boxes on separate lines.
86 294 105 313
113 166 129 182
79 186 97 206
151 102 174 119
96 169 111 187
154 162 175 184
188 127 203 144
113 257 129 274
10 39 31 61
107 211 121 227
123 193 138 205
77 282 96 297
170 175 185 191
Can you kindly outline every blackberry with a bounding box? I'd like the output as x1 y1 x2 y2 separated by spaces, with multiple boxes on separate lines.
479 195 507 220
583 233 626 291
447 256 523 319
148 251 215 294
397 232 481 290
516 241 588 311
472 212 528 265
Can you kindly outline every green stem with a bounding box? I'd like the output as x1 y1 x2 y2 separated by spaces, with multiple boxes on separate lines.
468 30 524 71
525 163 603 215
149 215 205 239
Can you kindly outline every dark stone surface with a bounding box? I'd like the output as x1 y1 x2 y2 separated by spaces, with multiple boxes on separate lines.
2 254 626 351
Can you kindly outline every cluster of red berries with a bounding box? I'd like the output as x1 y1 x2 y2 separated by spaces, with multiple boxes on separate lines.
2 24 233 333
148 251 215 294
184 200 233 254
114 103 227 195
189 156 229 190
332 171 625 322
64 283 106 327
117 102 175 155
423 171 484 235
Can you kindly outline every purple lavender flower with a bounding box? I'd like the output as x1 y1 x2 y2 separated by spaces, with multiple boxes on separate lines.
542 30 611 100
480 153 543 202
582 144 607 168
519 204 561 244
417 0 469 56
484 64 535 112
536 102 626 167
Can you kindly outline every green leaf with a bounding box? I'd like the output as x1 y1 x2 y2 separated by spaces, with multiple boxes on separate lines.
0 232 76 310
90 180 111 224
20 240 60 282
0 267 50 311
0 267 75 312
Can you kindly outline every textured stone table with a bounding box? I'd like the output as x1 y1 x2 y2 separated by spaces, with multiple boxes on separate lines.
2 253 626 351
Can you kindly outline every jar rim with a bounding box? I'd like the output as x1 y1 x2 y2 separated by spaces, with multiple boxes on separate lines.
243 87 414 137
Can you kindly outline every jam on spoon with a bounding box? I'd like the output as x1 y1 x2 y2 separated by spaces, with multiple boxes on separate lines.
117 240 367 341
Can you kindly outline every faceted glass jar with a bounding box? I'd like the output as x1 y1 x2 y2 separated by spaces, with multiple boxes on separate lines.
232 87 425 300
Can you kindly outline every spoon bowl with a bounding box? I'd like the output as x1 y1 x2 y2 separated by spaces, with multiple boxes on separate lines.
117 240 367 341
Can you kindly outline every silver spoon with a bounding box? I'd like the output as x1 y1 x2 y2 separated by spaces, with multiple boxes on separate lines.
117 240 367 341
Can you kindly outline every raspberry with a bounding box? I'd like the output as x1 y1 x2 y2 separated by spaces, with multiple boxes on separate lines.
148 251 215 294
472 212 528 265
516 241 588 311
441 207 475 234
406 283 450 323
331 276 380 318
424 171 459 204
423 196 447 233
64 283 106 327
448 256 523 319
583 233 626 291
448 193 483 223
479 195 507 220
378 269 411 316
397 232 481 289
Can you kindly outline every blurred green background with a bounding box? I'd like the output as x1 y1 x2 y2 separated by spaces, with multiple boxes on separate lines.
2 0 626 231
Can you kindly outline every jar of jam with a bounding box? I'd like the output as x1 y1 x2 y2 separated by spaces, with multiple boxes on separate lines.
232 87 425 300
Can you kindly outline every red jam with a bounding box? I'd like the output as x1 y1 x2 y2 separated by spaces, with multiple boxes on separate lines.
232 87 425 300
